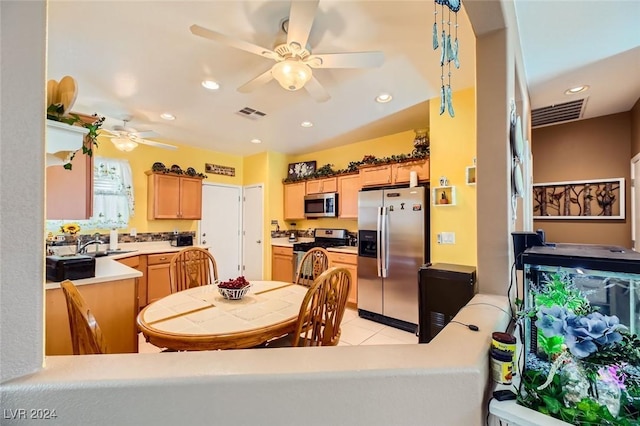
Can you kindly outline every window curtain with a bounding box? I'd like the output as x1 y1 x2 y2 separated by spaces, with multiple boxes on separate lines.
90 156 134 228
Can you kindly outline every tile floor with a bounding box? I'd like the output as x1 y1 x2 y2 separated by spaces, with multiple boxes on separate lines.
138 307 418 353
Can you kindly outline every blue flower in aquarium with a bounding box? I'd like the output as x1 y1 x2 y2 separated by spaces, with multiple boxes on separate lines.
563 312 626 359
535 305 569 337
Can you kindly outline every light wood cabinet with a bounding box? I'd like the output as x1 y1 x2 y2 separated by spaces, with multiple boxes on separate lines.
272 245 294 283
338 174 360 219
392 160 430 184
117 255 148 310
359 165 392 187
306 177 337 194
283 182 306 220
146 252 174 303
45 278 138 355
328 252 358 308
146 171 203 220
46 152 93 220
360 160 430 188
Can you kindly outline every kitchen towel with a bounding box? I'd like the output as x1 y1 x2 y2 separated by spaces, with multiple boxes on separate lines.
109 229 118 251
409 171 418 187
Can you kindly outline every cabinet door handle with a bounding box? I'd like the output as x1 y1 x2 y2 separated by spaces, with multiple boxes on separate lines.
159 257 167 261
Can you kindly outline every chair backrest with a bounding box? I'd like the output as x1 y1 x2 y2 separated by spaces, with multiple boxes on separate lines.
60 280 108 355
169 247 219 293
292 267 351 347
295 247 330 287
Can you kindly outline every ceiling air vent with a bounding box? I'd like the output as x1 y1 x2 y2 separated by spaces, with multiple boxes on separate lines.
531 98 586 128
236 107 267 120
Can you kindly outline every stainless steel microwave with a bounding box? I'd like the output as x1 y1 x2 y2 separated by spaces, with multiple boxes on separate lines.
304 193 338 218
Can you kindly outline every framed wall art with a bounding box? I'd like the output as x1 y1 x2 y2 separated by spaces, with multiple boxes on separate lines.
287 161 316 179
533 178 625 219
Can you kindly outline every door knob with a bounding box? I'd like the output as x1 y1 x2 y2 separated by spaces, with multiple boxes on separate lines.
202 240 207 244
256 240 262 244
202 232 206 237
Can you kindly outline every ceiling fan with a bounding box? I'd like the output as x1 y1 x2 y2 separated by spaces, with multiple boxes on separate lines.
101 118 177 152
190 0 384 102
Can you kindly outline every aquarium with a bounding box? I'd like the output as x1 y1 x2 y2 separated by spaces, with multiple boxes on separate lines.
518 243 640 424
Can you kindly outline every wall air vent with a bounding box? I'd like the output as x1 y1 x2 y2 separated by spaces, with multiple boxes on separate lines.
236 107 267 120
531 98 587 128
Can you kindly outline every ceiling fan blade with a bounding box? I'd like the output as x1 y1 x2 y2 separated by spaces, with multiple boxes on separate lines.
237 68 275 93
190 24 278 60
129 130 158 139
286 0 319 49
304 76 330 103
306 51 384 69
134 139 178 151
99 128 119 136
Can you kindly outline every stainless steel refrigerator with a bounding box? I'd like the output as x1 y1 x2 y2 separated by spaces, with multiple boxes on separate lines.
357 186 429 332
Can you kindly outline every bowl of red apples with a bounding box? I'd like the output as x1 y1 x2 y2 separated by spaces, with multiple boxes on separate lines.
217 276 251 300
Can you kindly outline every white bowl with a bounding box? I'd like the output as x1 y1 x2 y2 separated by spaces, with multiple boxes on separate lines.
217 284 251 300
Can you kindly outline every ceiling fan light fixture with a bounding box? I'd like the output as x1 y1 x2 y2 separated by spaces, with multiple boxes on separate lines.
272 60 312 91
300 121 313 128
160 113 176 120
111 137 138 152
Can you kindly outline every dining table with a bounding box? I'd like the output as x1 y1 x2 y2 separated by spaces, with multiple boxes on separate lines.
136 281 308 351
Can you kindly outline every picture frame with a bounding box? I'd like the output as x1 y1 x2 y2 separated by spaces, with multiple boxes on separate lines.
287 161 316 179
533 178 624 219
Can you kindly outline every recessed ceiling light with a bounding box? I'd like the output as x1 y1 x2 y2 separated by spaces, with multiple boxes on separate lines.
202 80 220 90
160 113 175 120
250 138 262 144
375 93 393 103
301 121 313 128
564 85 589 95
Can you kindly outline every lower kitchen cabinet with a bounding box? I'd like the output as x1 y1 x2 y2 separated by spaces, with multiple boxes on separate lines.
45 278 138 355
117 255 148 310
272 245 294 283
328 252 358 308
146 252 174 303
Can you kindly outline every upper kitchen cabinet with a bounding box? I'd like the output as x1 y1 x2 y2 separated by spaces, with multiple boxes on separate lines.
305 177 337 195
359 164 392 187
338 174 360 219
46 151 93 220
359 159 430 188
283 181 305 220
392 160 430 184
146 171 203 220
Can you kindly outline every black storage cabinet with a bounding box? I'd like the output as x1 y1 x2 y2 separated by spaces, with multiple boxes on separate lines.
418 263 477 343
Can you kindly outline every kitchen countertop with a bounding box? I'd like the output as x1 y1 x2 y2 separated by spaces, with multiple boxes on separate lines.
326 246 358 255
45 241 209 290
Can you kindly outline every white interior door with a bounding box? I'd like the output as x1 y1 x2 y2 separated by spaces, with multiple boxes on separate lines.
242 185 264 280
632 154 640 251
200 184 242 282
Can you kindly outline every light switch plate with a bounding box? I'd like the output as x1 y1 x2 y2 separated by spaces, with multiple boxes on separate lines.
129 228 137 237
442 232 456 244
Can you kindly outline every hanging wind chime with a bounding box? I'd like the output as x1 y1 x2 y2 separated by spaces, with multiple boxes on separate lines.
433 0 461 117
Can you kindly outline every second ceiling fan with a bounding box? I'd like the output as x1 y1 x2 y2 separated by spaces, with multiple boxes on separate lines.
190 0 384 102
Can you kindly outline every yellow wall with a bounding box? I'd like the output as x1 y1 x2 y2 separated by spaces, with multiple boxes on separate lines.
92 134 243 234
429 88 477 266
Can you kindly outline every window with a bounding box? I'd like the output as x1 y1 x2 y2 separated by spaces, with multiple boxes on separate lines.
46 156 134 231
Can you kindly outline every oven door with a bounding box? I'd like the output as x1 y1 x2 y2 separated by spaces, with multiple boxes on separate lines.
304 193 338 218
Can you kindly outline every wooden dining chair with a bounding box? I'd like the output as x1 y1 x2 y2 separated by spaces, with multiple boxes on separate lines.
60 280 108 355
267 267 351 347
295 247 330 287
169 247 219 293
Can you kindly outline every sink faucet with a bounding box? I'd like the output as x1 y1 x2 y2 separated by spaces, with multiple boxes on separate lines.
77 233 104 254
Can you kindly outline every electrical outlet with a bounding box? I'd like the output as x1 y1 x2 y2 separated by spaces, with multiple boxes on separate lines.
129 228 137 237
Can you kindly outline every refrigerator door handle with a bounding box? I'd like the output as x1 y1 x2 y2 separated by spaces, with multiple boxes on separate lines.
381 206 388 278
376 206 383 277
